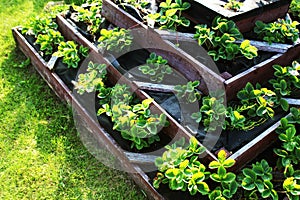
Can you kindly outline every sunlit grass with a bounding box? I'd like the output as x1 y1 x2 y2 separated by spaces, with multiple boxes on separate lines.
0 1 147 199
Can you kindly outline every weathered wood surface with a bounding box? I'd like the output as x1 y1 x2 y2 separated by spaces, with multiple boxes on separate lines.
134 81 175 92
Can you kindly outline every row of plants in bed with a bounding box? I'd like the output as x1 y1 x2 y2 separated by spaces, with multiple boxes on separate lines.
63 4 300 200
23 0 299 161
16 1 300 199
101 0 300 100
151 107 300 200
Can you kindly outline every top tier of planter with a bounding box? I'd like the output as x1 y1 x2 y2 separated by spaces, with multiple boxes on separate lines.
177 0 292 32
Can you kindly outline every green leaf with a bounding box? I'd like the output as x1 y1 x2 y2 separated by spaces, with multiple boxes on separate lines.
165 9 178 17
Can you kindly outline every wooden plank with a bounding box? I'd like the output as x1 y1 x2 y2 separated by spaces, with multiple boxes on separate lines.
134 81 175 92
235 39 292 53
101 0 147 29
284 98 300 106
125 152 158 164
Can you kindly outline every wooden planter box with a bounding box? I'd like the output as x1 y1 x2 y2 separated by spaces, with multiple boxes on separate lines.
102 0 300 100
12 12 299 200
103 0 291 33
180 0 292 32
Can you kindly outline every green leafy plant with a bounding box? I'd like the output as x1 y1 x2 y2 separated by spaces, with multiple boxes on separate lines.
53 41 89 68
99 98 168 150
236 82 279 118
138 52 173 83
290 0 300 20
191 96 227 132
283 165 300 200
153 137 210 195
225 82 289 131
208 150 238 199
97 28 133 54
72 4 104 35
254 19 300 44
194 17 258 61
96 83 168 150
269 61 300 99
174 81 201 104
72 61 107 95
224 0 243 12
241 159 278 200
118 0 153 18
274 108 300 169
146 0 190 31
35 29 64 55
21 15 58 36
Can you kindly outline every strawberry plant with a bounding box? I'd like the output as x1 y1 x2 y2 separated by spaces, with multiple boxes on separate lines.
191 96 227 132
72 61 107 95
97 28 133 54
194 17 258 61
22 15 58 36
269 61 300 99
35 29 64 55
146 0 191 31
99 98 168 150
254 19 300 44
283 165 300 200
274 108 300 168
53 41 89 68
224 0 243 12
72 4 104 35
208 150 238 200
153 137 210 195
174 81 201 104
290 0 300 20
241 159 278 200
138 52 173 83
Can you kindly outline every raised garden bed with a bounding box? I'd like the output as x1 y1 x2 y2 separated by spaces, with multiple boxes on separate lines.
102 0 300 100
12 6 300 200
104 0 292 33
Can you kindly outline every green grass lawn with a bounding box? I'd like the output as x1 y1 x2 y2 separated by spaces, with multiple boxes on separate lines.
0 0 147 199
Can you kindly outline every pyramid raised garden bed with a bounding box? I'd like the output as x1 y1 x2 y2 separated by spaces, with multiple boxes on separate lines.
105 0 292 32
12 3 300 200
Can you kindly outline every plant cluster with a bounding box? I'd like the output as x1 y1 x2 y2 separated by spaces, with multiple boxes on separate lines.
240 159 278 199
53 41 89 68
254 19 299 44
154 122 300 200
21 15 65 58
97 28 133 54
191 95 227 132
72 61 107 94
146 0 191 31
269 61 300 100
138 52 173 83
73 62 169 150
72 4 104 35
273 107 300 200
35 29 64 55
189 81 288 132
290 0 300 19
174 81 201 104
224 0 243 12
194 17 258 61
21 15 58 36
118 0 154 17
100 98 167 150
153 137 238 198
